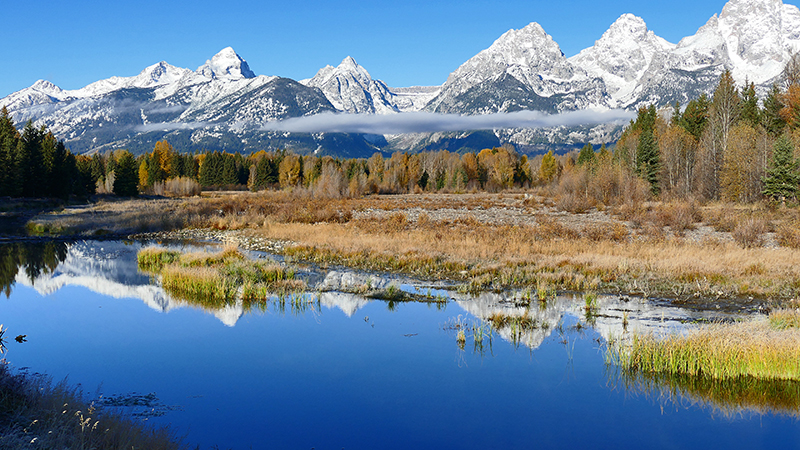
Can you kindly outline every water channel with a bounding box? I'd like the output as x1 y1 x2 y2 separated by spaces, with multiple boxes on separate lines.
0 240 798 449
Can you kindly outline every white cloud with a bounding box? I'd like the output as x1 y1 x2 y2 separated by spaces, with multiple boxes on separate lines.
133 109 635 135
259 110 635 134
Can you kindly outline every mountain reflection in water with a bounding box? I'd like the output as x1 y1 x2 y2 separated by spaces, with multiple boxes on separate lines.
3 239 800 428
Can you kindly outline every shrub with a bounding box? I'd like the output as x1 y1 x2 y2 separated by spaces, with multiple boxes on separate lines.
777 221 800 249
732 218 767 248
153 177 202 197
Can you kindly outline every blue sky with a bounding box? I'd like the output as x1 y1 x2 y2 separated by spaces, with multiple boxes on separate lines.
2 0 794 98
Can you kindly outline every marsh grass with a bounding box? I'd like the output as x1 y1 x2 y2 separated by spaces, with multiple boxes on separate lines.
770 308 800 330
0 362 185 450
139 246 305 308
137 247 182 273
442 316 495 353
612 369 800 418
267 213 800 302
610 310 800 381
36 192 800 303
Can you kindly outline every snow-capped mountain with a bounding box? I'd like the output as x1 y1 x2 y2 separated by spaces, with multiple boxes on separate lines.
631 0 800 106
301 56 399 114
426 22 609 114
569 14 676 107
0 48 387 156
3 0 800 156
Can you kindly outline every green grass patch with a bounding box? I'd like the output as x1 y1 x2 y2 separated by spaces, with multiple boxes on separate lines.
139 246 305 308
137 247 182 273
609 311 800 381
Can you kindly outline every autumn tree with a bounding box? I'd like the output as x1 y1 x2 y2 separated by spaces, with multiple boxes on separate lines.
697 70 740 199
539 150 559 184
659 125 696 197
721 123 760 202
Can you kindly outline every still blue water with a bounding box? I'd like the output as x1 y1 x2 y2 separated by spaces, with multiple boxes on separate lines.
0 241 798 449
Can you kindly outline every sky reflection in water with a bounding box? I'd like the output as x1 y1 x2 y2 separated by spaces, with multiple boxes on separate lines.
0 240 798 450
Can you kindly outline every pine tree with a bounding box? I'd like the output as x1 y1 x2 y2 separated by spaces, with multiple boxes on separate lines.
199 152 220 187
17 121 45 197
0 107 19 196
679 94 709 141
636 127 660 195
740 82 761 129
763 83 786 137
577 143 596 168
112 151 139 197
763 134 800 202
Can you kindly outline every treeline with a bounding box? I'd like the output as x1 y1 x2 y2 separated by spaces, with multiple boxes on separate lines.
0 107 94 198
613 70 795 203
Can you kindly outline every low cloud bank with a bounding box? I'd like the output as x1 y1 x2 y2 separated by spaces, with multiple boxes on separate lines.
133 109 635 135
259 109 635 134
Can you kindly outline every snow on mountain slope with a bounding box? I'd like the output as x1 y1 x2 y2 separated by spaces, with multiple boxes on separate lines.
569 14 675 107
388 86 441 111
5 0 800 155
426 21 609 114
196 46 256 80
668 0 800 85
301 56 399 114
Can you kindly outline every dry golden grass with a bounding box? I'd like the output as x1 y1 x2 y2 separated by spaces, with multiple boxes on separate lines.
31 191 800 302
0 362 185 449
263 215 800 300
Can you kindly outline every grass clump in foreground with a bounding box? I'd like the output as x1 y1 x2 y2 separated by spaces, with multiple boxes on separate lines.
138 246 305 308
0 361 186 449
609 309 800 381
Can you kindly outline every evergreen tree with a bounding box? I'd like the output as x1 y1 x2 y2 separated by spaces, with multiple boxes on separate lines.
679 94 710 141
90 153 105 188
0 107 19 196
740 82 761 129
75 155 97 196
112 151 139 197
577 143 596 168
631 105 661 194
48 140 71 199
17 121 45 197
636 127 660 195
221 154 238 186
199 152 220 187
763 134 800 202
671 101 682 126
762 83 786 137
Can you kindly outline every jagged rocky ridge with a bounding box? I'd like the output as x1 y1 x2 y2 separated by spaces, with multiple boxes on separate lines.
2 0 800 156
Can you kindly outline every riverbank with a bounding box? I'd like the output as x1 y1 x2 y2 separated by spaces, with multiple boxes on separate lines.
25 191 800 309
0 360 185 449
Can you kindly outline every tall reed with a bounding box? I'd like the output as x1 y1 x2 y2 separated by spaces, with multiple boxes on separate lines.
610 311 800 381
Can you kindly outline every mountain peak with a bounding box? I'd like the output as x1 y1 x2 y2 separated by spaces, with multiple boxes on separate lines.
197 47 256 80
31 79 63 94
337 56 372 80
607 13 648 38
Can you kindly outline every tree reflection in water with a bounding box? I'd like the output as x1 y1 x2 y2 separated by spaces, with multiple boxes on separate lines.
0 242 68 297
